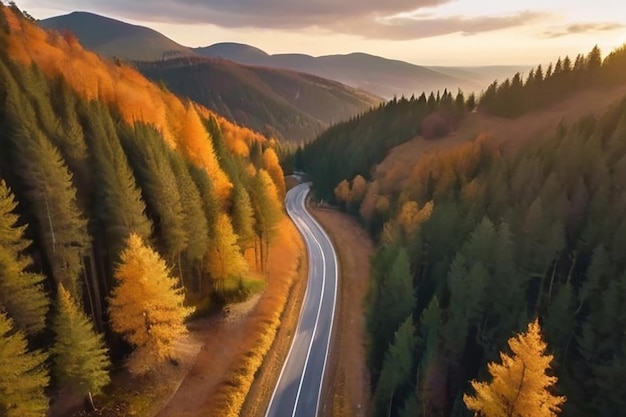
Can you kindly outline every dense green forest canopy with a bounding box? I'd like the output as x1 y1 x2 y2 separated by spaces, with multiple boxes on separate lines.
301 89 471 202
301 42 626 417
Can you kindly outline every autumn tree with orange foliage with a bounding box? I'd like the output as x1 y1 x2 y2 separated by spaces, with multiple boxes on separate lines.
262 148 286 199
205 214 248 293
464 319 565 417
249 169 283 271
108 233 192 375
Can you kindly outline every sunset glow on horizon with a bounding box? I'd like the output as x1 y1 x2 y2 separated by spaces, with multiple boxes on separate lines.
16 0 626 66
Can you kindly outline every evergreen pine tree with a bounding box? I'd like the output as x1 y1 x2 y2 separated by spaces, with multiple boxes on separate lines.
6 86 89 301
168 152 209 280
367 246 416 381
51 284 110 397
0 180 49 335
0 311 49 417
120 123 187 264
372 316 416 417
81 102 153 250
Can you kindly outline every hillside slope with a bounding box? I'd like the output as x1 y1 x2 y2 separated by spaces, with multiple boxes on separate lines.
376 84 626 192
0 5 301 417
301 41 626 417
39 12 381 143
197 43 474 98
197 43 529 98
138 57 380 143
39 11 194 61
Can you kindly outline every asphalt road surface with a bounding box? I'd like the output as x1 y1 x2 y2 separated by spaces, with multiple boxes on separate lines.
265 183 338 417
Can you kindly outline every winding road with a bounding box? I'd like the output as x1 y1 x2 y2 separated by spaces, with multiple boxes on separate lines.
265 183 338 417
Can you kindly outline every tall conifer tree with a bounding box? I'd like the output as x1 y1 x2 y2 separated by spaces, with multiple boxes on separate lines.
51 285 110 397
0 311 49 417
0 180 49 335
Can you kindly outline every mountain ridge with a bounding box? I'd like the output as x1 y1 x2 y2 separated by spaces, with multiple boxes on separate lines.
137 55 381 142
40 11 529 100
39 11 195 61
40 12 381 142
196 42 531 98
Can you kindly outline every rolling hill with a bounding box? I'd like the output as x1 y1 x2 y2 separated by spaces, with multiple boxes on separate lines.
137 56 381 142
196 43 530 99
39 11 195 61
39 12 381 142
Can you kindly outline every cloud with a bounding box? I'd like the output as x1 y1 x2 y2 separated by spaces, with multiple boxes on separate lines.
31 0 449 27
339 11 543 40
30 0 544 40
543 22 624 38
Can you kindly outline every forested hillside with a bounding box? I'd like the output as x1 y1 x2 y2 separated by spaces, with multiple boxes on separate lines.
0 5 290 415
138 57 380 143
301 89 473 201
480 45 626 118
302 43 626 417
39 11 381 144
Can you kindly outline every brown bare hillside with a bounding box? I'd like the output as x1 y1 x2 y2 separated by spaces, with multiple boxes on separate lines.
376 85 626 191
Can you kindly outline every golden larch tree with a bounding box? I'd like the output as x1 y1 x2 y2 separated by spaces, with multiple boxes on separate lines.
262 148 286 199
359 180 379 223
334 179 351 205
350 174 368 205
206 213 248 292
108 233 193 375
464 318 565 417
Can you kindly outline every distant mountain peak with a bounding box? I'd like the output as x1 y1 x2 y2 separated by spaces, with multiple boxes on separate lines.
194 42 270 64
39 11 194 61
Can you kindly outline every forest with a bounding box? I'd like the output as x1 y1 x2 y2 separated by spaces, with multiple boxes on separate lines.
302 44 626 416
0 5 288 415
300 88 472 203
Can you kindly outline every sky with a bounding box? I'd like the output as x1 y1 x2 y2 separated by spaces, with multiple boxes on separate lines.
14 0 626 66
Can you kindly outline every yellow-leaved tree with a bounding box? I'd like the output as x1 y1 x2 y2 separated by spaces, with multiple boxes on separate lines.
463 318 566 417
108 233 193 374
205 213 248 293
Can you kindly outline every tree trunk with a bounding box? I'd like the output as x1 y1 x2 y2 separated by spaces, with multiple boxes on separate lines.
507 362 526 417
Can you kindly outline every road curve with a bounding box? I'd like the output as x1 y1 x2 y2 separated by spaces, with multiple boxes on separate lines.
265 183 338 417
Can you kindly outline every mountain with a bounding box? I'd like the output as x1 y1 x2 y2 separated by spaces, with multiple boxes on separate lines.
196 44 469 98
39 11 194 61
196 43 530 99
138 57 380 142
38 12 381 142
